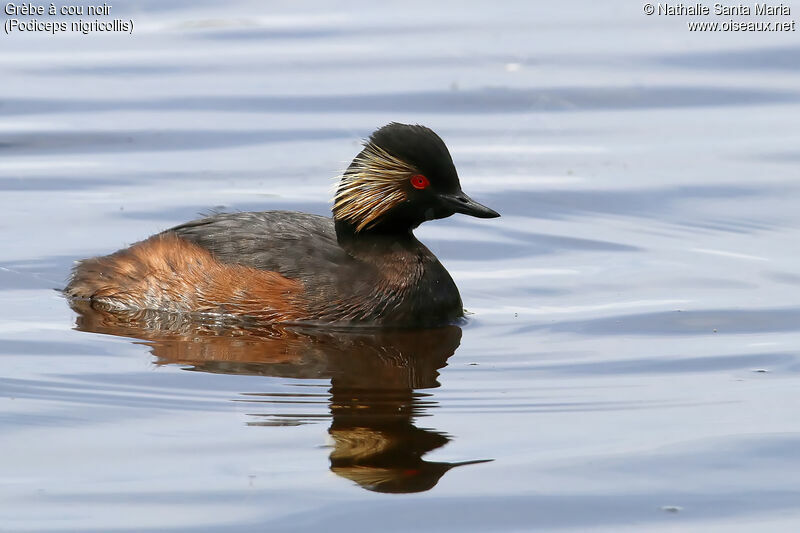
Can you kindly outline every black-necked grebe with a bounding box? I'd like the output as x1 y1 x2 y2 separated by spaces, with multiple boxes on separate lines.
65 123 500 326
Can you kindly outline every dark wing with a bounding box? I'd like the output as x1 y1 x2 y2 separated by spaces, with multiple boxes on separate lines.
167 211 350 278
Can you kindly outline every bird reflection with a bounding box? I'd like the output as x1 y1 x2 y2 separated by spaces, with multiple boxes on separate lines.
70 300 491 493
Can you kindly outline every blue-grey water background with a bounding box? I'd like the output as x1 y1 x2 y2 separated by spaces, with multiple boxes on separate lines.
2 1 800 531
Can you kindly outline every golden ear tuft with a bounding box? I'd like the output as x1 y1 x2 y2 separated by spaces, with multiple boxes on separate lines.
333 142 418 231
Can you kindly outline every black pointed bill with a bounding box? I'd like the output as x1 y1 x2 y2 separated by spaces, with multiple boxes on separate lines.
440 192 500 219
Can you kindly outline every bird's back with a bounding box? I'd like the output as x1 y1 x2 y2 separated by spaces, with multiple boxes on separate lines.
168 211 349 278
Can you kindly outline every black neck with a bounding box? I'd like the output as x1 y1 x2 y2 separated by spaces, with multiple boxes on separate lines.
334 219 417 251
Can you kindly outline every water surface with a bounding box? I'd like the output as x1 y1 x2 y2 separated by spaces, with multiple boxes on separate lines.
2 1 800 531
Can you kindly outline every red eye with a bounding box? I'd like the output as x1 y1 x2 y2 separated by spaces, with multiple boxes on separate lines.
410 174 429 190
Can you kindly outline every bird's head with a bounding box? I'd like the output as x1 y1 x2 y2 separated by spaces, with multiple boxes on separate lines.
333 123 499 234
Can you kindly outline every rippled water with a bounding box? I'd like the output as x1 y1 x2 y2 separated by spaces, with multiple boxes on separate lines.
2 1 800 531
